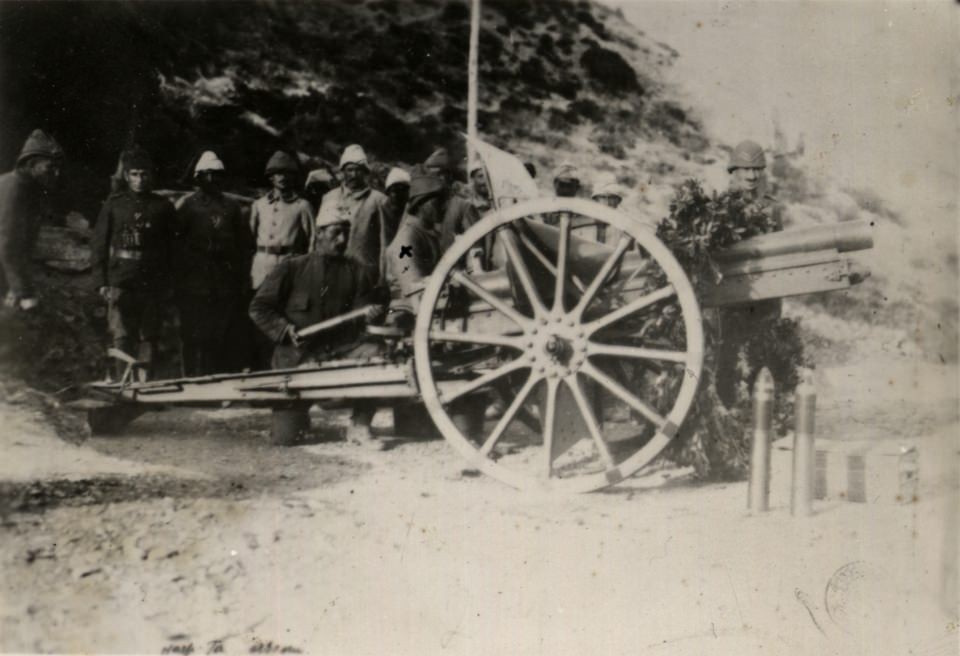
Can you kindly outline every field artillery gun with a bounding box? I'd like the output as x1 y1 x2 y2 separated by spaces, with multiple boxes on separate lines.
82 142 873 494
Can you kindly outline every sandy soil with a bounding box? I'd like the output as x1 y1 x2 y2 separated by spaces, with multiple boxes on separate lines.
0 352 956 656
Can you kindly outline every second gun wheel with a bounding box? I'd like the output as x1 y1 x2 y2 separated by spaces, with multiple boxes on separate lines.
414 197 703 493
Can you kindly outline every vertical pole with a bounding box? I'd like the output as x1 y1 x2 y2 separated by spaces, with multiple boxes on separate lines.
791 369 816 516
748 367 774 512
467 0 480 167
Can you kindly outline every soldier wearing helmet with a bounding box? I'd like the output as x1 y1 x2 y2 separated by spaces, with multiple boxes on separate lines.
173 151 252 375
92 147 176 378
715 140 784 407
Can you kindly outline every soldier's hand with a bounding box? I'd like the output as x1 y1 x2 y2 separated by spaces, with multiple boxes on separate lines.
363 304 385 323
285 324 302 348
3 292 18 309
98 286 120 302
18 297 38 311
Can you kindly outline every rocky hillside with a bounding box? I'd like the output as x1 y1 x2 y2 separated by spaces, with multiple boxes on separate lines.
0 0 708 220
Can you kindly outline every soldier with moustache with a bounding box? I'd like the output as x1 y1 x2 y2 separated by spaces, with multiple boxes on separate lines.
92 147 175 378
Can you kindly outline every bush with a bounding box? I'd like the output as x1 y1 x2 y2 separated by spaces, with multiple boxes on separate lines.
580 45 641 94
655 180 808 479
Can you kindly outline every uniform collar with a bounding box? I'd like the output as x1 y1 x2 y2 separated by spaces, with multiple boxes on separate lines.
268 189 300 203
341 184 371 201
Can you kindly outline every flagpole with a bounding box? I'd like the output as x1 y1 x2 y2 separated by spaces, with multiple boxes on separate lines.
467 0 480 168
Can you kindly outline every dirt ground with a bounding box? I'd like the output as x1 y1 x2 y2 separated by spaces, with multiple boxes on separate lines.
0 352 957 656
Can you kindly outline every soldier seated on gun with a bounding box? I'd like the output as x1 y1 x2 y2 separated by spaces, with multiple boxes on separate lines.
248 210 387 448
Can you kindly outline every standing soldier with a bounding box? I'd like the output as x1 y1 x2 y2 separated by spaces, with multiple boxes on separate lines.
590 172 629 244
249 151 313 291
383 167 411 220
467 161 492 216
316 145 395 280
727 139 783 229
0 129 64 312
715 140 784 407
92 147 175 378
249 150 313 368
173 151 252 376
423 148 480 252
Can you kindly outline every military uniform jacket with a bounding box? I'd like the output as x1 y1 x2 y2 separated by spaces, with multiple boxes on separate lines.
0 170 49 297
438 193 480 251
92 190 175 291
248 252 385 355
174 191 252 297
384 214 441 314
317 185 396 276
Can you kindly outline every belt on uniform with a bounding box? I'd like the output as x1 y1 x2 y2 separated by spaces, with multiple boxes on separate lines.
111 248 142 261
257 245 294 255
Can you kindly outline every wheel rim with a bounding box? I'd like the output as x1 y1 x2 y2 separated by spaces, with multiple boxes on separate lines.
414 197 704 493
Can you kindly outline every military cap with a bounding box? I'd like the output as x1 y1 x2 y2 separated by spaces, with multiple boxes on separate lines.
727 140 766 172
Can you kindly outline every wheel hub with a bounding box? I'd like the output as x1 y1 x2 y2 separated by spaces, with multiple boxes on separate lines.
528 315 589 379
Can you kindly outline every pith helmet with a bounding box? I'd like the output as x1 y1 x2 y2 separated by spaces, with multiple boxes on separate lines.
339 144 368 170
727 140 766 172
16 129 64 167
194 151 225 174
265 150 299 175
385 167 411 190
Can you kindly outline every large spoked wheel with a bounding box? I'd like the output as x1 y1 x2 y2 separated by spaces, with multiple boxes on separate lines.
414 197 703 493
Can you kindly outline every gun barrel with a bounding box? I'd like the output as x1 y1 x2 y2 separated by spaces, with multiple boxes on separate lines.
714 219 873 263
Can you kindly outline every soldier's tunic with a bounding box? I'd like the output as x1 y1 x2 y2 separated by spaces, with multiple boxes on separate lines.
248 252 383 369
384 214 441 317
173 190 253 375
316 185 396 278
0 170 50 299
438 193 480 252
714 191 785 407
249 190 313 290
92 190 175 356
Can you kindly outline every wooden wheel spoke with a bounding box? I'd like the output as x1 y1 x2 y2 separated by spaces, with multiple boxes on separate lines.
501 228 547 317
586 342 687 364
517 231 586 296
479 373 540 457
554 212 571 311
580 361 666 428
574 236 632 319
440 358 528 404
566 374 615 469
452 270 529 329
430 330 524 350
541 377 559 478
585 285 676 334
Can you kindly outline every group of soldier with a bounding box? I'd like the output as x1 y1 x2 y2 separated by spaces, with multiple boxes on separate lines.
0 128 777 446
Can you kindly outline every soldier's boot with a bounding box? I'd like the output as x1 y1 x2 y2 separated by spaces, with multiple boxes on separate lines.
270 403 311 446
110 338 136 381
348 403 382 450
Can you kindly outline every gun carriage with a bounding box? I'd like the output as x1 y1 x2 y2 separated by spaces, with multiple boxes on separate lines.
83 143 873 494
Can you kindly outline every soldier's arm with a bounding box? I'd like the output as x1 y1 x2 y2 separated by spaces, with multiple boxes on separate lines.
299 202 314 253
231 200 255 290
0 182 32 297
159 199 177 294
90 199 113 290
249 259 294 343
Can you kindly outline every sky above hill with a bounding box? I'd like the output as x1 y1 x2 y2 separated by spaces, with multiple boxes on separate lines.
612 0 957 245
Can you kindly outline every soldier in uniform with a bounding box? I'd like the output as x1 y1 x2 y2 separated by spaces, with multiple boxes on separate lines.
423 148 480 253
92 147 175 377
715 140 784 407
467 162 492 216
383 167 411 220
173 151 252 376
249 151 314 291
248 150 314 368
248 211 387 447
0 129 64 312
383 167 445 327
316 145 396 281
